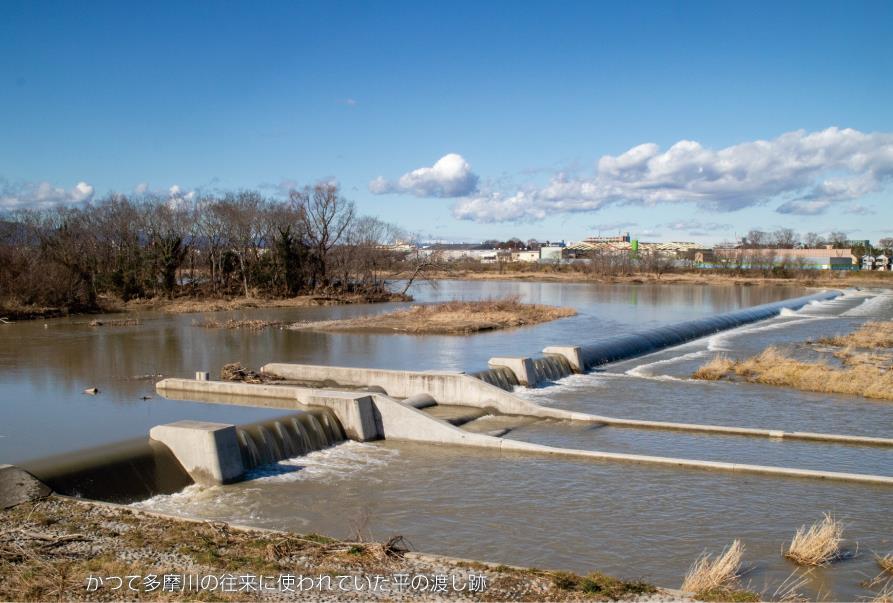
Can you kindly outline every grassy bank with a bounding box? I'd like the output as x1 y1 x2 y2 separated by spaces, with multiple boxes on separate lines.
288 297 577 334
0 497 657 602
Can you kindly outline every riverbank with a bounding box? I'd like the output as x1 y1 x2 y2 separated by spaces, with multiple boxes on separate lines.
0 496 663 601
393 268 893 288
0 292 411 322
288 298 577 334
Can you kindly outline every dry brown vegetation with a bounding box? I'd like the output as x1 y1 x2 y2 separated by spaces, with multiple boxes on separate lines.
692 347 893 400
879 554 893 574
784 514 844 566
290 296 577 335
196 318 286 330
681 540 747 598
1 497 657 601
819 320 893 348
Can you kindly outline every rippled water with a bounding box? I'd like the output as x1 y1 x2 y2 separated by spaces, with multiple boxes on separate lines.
4 281 892 600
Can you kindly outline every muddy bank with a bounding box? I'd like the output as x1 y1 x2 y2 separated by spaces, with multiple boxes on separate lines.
0 496 663 601
0 292 411 323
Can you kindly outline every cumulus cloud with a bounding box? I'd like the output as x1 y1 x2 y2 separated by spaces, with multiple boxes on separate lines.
370 153 479 198
0 179 94 209
451 127 893 222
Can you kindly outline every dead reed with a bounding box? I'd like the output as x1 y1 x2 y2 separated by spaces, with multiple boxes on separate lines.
692 347 893 400
291 296 576 335
819 320 893 349
681 539 745 595
784 514 844 566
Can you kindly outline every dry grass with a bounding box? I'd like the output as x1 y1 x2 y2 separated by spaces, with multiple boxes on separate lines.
692 347 893 400
692 355 736 380
196 318 285 330
1 497 656 601
871 581 893 603
290 296 577 335
681 539 745 595
819 320 893 348
784 514 844 566
879 553 893 574
130 291 411 315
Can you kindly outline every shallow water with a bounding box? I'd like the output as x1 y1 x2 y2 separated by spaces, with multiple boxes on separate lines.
4 281 892 600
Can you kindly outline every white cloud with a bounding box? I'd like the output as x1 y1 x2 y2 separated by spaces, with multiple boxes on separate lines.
451 127 893 222
662 220 732 235
134 182 150 194
370 153 479 198
0 179 94 209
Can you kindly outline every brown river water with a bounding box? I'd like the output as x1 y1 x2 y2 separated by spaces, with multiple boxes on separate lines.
2 281 891 600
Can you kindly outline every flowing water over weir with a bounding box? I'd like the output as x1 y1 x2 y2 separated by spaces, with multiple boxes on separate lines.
533 355 574 383
20 409 345 503
21 438 193 504
470 366 519 390
578 291 840 369
236 410 344 471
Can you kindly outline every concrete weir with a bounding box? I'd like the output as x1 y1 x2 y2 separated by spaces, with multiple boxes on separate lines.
156 376 893 486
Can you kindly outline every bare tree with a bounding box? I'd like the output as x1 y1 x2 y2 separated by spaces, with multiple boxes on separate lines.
772 228 799 249
292 183 355 289
828 231 849 248
803 232 826 248
744 229 767 248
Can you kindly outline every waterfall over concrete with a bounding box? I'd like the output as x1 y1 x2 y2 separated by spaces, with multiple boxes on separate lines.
22 438 194 504
470 366 519 391
578 291 840 370
236 410 345 471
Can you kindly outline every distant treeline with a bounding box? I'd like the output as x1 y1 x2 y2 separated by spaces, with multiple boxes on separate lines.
0 183 407 312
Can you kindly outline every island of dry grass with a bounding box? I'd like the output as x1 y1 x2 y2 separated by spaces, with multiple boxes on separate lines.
693 347 893 400
289 297 577 335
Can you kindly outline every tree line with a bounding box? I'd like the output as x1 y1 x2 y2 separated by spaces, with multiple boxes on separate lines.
0 183 408 312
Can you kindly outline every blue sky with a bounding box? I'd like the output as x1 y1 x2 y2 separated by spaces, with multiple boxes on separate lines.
1 0 891 244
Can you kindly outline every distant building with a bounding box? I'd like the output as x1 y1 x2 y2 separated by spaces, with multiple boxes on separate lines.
582 232 631 244
710 247 858 270
511 250 540 263
862 254 892 271
539 245 564 262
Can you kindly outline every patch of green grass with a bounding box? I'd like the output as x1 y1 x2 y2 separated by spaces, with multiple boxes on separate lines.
551 571 580 590
579 572 657 599
348 545 365 556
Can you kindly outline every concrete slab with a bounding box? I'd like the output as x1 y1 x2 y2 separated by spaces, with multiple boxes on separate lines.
488 357 535 385
0 464 51 509
542 346 584 373
149 421 244 485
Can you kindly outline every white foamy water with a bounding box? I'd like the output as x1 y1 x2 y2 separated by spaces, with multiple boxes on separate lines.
133 442 398 517
624 349 708 380
841 291 893 317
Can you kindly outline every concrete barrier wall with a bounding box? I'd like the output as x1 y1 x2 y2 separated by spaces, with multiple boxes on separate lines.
155 378 893 486
259 364 594 422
